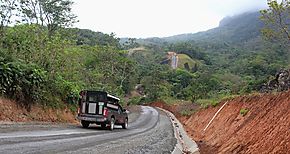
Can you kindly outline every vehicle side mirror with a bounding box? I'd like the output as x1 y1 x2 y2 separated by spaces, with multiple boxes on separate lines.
123 109 130 114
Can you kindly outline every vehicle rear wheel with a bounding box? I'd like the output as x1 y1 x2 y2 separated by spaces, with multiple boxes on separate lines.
122 118 128 129
110 118 115 131
81 120 90 128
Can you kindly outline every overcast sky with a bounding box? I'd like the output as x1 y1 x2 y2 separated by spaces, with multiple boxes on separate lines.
72 0 268 38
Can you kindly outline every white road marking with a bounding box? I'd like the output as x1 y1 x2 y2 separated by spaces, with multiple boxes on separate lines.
0 129 93 139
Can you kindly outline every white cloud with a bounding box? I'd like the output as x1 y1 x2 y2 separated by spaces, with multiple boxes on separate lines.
72 0 268 38
208 0 268 16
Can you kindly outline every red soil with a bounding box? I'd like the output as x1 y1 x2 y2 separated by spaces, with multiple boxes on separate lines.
151 91 290 154
0 97 77 123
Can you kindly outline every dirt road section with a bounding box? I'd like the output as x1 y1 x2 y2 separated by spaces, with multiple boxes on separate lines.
151 91 290 154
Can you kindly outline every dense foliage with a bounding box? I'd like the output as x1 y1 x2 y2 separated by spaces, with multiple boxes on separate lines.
0 0 137 109
0 0 289 110
0 54 46 109
129 10 289 105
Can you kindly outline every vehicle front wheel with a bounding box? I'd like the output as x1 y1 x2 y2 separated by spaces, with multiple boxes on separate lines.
110 118 115 131
122 118 128 129
81 120 90 128
101 123 106 129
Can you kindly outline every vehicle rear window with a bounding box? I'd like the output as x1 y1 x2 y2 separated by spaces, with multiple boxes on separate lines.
86 91 107 102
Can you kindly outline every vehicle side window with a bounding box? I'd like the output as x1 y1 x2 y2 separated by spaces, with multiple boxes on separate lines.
118 106 123 114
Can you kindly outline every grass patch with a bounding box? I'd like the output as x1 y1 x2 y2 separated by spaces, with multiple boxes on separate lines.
196 98 219 108
195 94 239 108
240 108 249 116
180 109 197 116
160 96 183 105
219 94 239 101
177 54 200 69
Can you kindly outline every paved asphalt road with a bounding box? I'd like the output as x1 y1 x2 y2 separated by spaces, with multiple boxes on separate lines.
0 106 176 154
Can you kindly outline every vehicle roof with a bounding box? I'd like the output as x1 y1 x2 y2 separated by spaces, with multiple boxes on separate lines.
107 94 120 101
81 90 120 101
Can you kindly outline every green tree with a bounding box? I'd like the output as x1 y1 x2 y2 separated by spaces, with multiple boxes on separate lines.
0 0 18 46
0 0 17 27
188 72 221 100
260 0 290 45
18 0 77 35
122 38 139 49
74 29 120 48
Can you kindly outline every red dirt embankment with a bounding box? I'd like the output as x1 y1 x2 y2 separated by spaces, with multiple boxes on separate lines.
151 91 290 154
0 97 77 123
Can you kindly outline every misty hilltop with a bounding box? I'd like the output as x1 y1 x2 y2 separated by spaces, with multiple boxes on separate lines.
132 11 264 46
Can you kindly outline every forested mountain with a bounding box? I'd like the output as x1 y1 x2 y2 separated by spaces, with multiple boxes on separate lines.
163 12 264 44
133 11 264 48
125 10 289 106
134 11 288 76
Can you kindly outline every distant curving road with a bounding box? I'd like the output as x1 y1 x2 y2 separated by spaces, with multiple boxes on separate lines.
0 106 176 154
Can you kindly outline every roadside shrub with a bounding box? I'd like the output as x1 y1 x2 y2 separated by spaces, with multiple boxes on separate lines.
52 74 81 104
0 57 47 109
127 96 143 105
38 74 82 109
211 100 219 107
68 103 78 113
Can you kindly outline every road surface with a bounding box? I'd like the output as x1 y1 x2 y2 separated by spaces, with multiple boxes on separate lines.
0 106 177 154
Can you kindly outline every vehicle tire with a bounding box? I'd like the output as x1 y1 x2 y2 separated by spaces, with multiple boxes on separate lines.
110 118 115 131
101 123 106 129
122 118 128 129
81 120 90 128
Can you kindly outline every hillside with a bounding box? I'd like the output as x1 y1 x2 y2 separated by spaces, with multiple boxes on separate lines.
177 54 201 71
151 90 290 153
73 28 120 47
124 10 289 104
134 12 263 46
163 12 264 44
